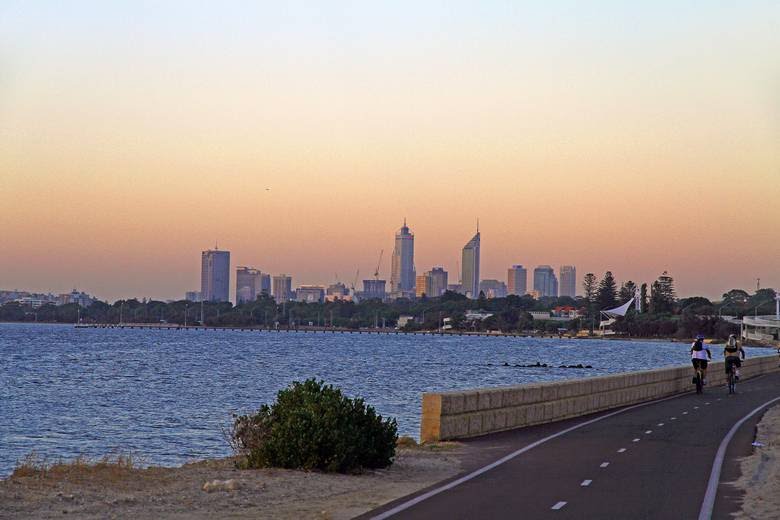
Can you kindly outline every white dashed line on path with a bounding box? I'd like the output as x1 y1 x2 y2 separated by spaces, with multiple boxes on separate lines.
645 430 653 434
671 417 677 420
632 438 641 442
694 406 699 410
683 412 689 415
618 448 627 453
600 462 610 468
551 501 567 510
658 423 665 427
581 480 592 487
705 402 711 405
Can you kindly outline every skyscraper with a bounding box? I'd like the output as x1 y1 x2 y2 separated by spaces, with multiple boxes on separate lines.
201 249 230 302
559 265 577 298
390 219 415 298
507 265 528 296
272 274 293 303
533 265 558 298
479 279 508 298
428 267 448 297
461 228 481 299
236 267 262 304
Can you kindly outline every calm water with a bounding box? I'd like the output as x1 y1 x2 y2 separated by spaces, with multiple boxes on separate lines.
0 323 757 475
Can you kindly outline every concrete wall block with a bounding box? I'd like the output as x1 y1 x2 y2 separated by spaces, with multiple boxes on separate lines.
442 393 465 415
489 389 504 409
464 392 479 413
514 406 528 428
468 413 483 436
482 410 497 432
441 415 470 439
541 385 559 402
522 386 543 405
494 409 508 430
502 389 521 407
478 391 492 411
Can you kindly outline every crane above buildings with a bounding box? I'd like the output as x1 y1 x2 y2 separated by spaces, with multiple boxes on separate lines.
374 249 384 280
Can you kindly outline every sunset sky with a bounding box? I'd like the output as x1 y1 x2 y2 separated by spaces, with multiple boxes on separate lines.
1 1 778 301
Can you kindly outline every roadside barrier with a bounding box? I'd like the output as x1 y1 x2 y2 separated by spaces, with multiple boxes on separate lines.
420 354 780 442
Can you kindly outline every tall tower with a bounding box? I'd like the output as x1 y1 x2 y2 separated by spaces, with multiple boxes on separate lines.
201 248 230 302
559 265 577 298
390 219 415 298
507 265 528 296
461 225 481 299
533 265 557 298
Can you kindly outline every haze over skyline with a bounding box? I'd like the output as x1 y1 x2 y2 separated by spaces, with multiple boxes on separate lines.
1 1 778 301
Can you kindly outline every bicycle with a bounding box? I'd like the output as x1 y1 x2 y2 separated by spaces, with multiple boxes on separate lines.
693 366 704 394
726 360 737 395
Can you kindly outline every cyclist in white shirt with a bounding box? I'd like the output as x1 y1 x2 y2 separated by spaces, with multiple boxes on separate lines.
690 334 712 384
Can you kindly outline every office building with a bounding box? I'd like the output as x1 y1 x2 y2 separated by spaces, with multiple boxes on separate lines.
461 228 481 299
415 274 429 298
428 267 448 297
185 291 201 302
390 219 415 298
296 286 325 303
362 279 387 301
326 282 351 301
447 283 462 294
479 279 508 299
260 273 271 295
236 267 263 304
201 249 230 302
507 265 527 296
533 265 558 298
272 274 293 303
559 265 577 298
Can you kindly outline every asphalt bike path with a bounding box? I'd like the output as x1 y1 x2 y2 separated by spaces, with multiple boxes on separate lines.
366 371 780 520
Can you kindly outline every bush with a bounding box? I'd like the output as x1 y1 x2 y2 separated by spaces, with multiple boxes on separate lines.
231 379 398 473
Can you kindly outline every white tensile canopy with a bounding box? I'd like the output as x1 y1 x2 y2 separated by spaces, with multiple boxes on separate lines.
601 298 635 318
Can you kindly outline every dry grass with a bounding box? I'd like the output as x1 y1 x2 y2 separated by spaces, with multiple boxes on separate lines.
396 436 419 448
10 452 144 483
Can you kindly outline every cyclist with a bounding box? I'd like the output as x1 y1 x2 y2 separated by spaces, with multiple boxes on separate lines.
690 334 712 385
724 333 745 380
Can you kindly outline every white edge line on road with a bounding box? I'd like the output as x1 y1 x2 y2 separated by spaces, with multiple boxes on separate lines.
699 395 780 520
370 392 686 520
551 501 567 510
600 462 609 468
581 480 592 487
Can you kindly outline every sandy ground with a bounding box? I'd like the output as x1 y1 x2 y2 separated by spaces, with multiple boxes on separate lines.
0 444 464 519
732 404 780 519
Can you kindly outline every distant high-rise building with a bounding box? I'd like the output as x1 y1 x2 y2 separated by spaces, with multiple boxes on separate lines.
236 267 263 304
507 265 527 296
428 267 448 297
272 275 293 303
390 220 415 298
415 274 429 298
447 283 462 294
559 265 577 298
201 249 230 302
362 279 386 301
295 286 325 303
260 273 271 295
461 228 481 299
533 265 558 297
479 279 508 299
326 282 350 301
185 291 201 302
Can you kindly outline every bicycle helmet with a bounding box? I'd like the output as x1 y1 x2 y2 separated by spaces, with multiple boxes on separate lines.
696 334 705 340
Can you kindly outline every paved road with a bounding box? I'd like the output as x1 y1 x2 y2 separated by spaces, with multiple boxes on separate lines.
367 372 780 520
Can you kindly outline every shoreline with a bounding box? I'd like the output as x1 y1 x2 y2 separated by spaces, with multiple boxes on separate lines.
0 444 465 519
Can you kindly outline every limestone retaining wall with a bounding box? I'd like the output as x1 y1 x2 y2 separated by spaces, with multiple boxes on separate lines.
420 354 780 442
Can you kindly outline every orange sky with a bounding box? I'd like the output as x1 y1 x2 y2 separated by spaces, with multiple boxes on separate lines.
1 2 778 301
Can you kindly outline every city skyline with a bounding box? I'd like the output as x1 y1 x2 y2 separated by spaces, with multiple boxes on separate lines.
2 2 778 301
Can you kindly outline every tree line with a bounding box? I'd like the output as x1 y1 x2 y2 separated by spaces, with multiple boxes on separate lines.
1 273 774 339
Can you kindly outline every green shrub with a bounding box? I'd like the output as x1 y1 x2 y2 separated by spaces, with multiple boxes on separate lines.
232 379 398 473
